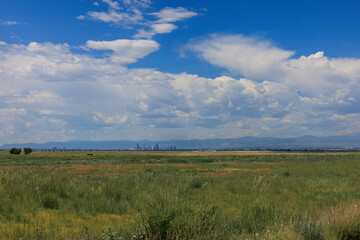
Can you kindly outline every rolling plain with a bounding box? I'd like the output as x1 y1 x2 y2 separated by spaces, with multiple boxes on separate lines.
0 150 360 239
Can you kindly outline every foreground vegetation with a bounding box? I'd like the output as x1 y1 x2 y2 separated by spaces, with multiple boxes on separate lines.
0 150 360 239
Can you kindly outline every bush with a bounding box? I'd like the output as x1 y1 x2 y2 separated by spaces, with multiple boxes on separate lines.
24 148 33 155
189 178 207 189
339 226 360 240
294 216 324 240
9 148 21 155
282 171 291 177
42 195 59 209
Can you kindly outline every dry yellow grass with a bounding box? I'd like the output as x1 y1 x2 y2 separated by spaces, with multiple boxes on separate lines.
321 201 360 239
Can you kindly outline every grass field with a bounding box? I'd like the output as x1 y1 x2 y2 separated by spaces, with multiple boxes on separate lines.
0 150 360 239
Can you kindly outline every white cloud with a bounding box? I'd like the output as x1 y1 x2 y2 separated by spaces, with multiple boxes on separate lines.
85 39 159 63
134 23 177 38
1 21 18 25
190 34 294 80
152 23 177 34
133 29 155 39
1 35 360 144
0 108 26 118
190 34 360 96
151 7 198 23
79 1 197 38
86 9 144 25
93 112 129 124
80 0 151 27
121 0 151 9
133 7 198 39
102 0 121 9
39 109 78 116
6 91 66 105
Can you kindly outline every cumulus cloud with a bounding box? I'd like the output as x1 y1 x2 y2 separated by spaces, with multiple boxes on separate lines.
184 34 360 136
190 34 294 80
1 33 360 144
0 39 280 143
190 34 360 96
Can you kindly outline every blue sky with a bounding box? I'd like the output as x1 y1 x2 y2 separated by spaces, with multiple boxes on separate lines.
0 0 360 144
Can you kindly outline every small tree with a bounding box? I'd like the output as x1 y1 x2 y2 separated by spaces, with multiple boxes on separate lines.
9 148 21 155
24 148 33 155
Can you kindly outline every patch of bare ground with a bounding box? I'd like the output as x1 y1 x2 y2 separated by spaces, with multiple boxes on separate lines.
205 172 242 177
241 168 271 172
58 163 197 175
211 162 284 166
0 166 31 170
169 164 197 167
203 168 271 177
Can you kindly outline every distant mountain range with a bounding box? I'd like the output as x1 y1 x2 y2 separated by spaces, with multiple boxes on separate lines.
1 135 360 150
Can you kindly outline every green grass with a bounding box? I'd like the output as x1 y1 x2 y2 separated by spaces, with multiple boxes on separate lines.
0 150 360 239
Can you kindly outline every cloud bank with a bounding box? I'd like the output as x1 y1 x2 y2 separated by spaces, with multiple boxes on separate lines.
1 33 360 144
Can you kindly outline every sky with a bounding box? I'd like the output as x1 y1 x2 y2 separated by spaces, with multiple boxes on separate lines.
0 0 360 144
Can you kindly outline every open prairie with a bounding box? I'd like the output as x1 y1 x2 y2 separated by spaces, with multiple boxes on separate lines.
0 150 360 239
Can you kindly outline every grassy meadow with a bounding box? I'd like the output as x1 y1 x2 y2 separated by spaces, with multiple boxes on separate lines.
0 150 360 239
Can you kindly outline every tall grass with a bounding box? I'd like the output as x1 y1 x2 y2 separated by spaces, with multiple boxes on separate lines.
0 151 360 238
137 183 227 240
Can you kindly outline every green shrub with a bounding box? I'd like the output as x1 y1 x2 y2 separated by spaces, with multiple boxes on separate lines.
294 216 324 240
9 148 21 155
339 228 360 240
24 148 33 155
42 195 59 209
335 218 360 240
189 178 207 189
